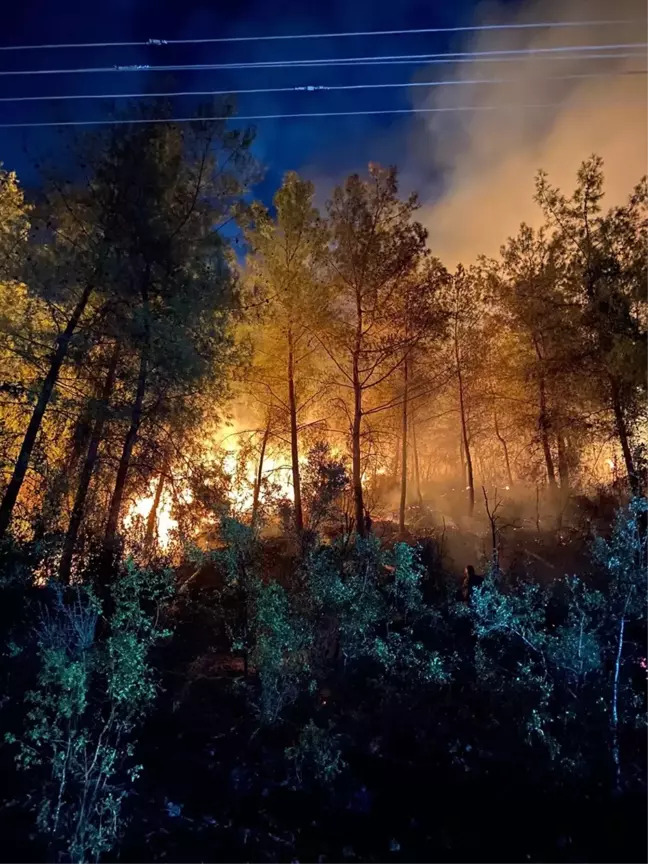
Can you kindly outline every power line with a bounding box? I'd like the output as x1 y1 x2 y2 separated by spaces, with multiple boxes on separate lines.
0 19 640 52
0 70 644 104
0 100 644 129
344 51 646 66
0 43 644 76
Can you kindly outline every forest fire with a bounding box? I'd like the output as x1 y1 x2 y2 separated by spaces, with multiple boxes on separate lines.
124 492 178 548
0 5 645 861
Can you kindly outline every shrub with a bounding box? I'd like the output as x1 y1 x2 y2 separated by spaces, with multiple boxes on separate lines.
301 441 349 532
285 719 346 786
5 560 173 863
217 523 450 728
462 498 647 779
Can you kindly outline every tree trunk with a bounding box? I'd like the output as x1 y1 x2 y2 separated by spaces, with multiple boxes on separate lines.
393 435 401 481
0 282 93 539
144 459 167 551
287 329 303 534
610 376 638 495
538 374 557 490
399 356 409 534
532 335 557 492
412 415 423 509
251 418 271 523
352 378 364 537
493 406 514 487
556 427 570 491
459 433 467 489
455 335 474 517
352 300 365 537
35 403 94 540
104 274 150 558
556 424 570 528
59 341 120 583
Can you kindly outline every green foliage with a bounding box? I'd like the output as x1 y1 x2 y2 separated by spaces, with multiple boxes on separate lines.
591 496 647 618
250 580 312 724
547 576 605 687
462 499 647 772
5 561 173 863
302 441 349 531
386 542 426 621
217 515 262 589
217 520 449 729
285 719 346 786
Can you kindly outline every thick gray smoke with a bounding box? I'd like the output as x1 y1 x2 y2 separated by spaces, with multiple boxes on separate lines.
413 0 647 266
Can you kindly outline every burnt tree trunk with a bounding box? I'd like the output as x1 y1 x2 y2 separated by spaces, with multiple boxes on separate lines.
0 282 94 539
59 341 121 583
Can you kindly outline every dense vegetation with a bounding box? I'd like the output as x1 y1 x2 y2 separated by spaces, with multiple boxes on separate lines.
0 102 645 862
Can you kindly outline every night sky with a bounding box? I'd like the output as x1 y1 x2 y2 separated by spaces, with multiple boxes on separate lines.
0 0 502 201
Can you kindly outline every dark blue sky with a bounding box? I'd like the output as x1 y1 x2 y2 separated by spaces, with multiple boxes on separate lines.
0 0 512 202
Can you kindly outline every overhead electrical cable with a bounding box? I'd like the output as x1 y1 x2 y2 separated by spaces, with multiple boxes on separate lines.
0 69 644 104
0 43 644 77
0 19 640 51
342 51 646 66
0 100 645 129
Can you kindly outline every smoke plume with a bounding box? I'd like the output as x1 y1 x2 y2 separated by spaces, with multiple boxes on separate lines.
414 0 647 266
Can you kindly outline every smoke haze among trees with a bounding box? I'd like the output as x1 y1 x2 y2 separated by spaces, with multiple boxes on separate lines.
0 4 645 860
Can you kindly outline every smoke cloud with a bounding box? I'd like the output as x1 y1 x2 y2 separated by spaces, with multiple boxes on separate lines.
413 0 647 267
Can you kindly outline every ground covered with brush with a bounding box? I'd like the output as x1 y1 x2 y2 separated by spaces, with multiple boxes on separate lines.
0 500 646 864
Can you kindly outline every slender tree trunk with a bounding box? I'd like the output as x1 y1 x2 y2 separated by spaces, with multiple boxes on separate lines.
454 332 474 517
475 451 485 487
610 376 638 495
393 435 401 481
556 427 570 491
0 282 93 539
556 423 570 529
352 376 364 537
104 275 150 558
251 418 271 523
59 341 121 583
35 403 94 540
493 406 514 487
352 299 365 537
399 356 409 534
532 336 557 492
459 433 467 489
144 459 167 551
412 415 423 509
538 374 557 490
287 329 303 534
